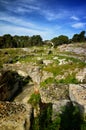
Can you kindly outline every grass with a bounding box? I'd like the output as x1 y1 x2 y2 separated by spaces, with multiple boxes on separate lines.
43 56 86 76
28 93 41 108
56 73 79 84
40 72 79 87
40 77 56 87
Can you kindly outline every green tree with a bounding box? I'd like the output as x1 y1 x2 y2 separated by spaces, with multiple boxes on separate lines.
51 35 69 46
29 35 43 46
72 34 79 42
79 31 85 42
0 36 4 48
72 31 86 43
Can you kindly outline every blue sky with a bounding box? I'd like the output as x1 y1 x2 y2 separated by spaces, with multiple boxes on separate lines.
0 0 86 40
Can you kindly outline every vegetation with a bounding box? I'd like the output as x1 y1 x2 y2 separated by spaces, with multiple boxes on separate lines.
0 31 86 48
29 93 86 130
0 34 43 48
28 93 41 108
51 35 69 46
40 74 79 86
72 31 86 43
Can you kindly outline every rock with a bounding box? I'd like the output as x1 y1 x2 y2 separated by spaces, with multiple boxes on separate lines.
59 59 68 65
52 100 70 120
0 70 22 101
58 44 86 56
40 84 69 103
14 84 34 104
43 60 53 66
17 70 28 77
41 71 53 82
53 57 58 60
76 68 86 83
0 101 32 130
3 64 42 84
69 84 86 114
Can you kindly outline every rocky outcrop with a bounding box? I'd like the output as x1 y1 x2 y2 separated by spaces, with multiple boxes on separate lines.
41 71 53 81
3 63 54 84
69 84 86 114
3 63 42 84
52 100 70 120
40 84 69 103
0 70 22 101
76 68 86 83
58 44 86 56
0 101 32 130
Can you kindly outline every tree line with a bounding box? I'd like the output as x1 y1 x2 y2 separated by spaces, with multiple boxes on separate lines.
51 31 86 47
0 31 86 48
0 34 43 48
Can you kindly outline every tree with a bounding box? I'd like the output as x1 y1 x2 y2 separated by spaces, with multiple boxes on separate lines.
0 36 4 48
3 34 13 48
72 34 79 42
72 31 86 43
51 35 69 46
29 35 43 46
78 31 85 42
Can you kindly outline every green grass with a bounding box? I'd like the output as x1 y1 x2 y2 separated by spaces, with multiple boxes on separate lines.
43 58 86 76
40 77 56 87
28 93 41 108
56 74 79 84
40 73 79 87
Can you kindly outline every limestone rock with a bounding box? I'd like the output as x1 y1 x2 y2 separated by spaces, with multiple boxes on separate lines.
41 71 53 82
0 101 32 130
59 59 67 65
69 84 86 114
0 70 22 101
40 84 69 103
52 100 70 120
76 68 86 83
17 70 28 77
43 60 53 66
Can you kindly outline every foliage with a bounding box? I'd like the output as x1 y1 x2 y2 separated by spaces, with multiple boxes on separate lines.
72 31 86 42
28 93 41 107
51 35 69 46
29 35 43 46
56 74 79 84
40 77 56 87
0 34 43 48
0 31 86 48
30 100 85 130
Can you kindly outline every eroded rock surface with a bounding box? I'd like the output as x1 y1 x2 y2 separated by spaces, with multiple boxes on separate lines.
40 84 69 103
0 101 32 130
69 84 86 114
76 68 86 83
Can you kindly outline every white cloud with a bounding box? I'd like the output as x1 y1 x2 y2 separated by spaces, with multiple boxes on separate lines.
41 9 69 21
72 22 86 28
70 16 80 21
0 23 54 40
0 14 47 31
0 15 34 27
0 0 40 15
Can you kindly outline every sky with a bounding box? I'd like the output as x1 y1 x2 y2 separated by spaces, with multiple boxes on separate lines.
0 0 86 40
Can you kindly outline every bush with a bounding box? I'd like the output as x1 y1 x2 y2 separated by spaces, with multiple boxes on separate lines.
51 35 69 46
